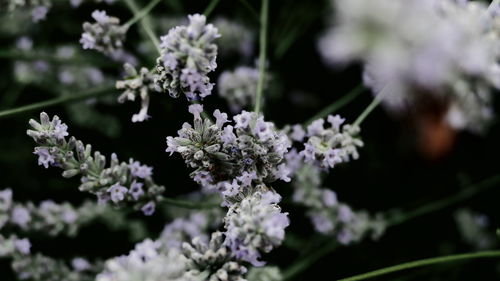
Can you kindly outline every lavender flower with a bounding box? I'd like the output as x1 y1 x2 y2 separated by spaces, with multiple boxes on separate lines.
455 208 496 250
116 64 161 122
166 106 291 202
96 239 189 281
7 0 51 22
155 14 220 100
224 190 290 266
0 188 131 237
213 18 254 58
80 10 126 58
319 0 500 132
27 112 165 214
218 67 262 113
182 231 248 280
291 163 386 245
300 115 363 170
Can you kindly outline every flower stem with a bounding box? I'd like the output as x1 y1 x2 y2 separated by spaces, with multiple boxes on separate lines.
123 0 162 30
304 84 365 125
282 240 338 280
337 251 500 281
160 196 220 209
203 0 222 17
0 84 115 120
386 174 500 227
0 50 115 67
282 174 500 280
123 0 161 55
237 0 260 21
353 94 381 127
253 0 269 115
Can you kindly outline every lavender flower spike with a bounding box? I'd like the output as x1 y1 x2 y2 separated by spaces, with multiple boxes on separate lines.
155 14 220 100
27 112 165 215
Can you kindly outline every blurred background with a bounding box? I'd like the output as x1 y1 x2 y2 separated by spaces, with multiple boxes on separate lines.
1 0 500 280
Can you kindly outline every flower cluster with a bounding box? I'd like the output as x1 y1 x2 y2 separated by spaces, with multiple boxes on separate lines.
1 234 98 281
80 10 126 58
0 188 132 237
213 18 254 58
166 105 291 202
319 0 500 132
27 112 164 215
6 0 51 22
155 14 220 100
97 239 190 281
454 208 496 250
159 208 224 249
0 234 31 257
218 66 260 113
291 163 386 245
116 63 161 122
299 115 363 170
182 231 248 281
224 190 290 266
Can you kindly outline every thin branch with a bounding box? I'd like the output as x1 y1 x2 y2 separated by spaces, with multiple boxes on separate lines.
123 0 163 30
203 0 222 18
337 251 500 281
304 84 365 125
253 0 269 115
123 0 161 54
282 174 500 280
160 196 220 209
237 0 260 21
0 84 115 119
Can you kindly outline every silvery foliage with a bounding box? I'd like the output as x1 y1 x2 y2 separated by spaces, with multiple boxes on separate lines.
213 18 254 58
224 190 290 266
454 208 497 250
116 63 161 122
299 115 363 170
166 105 291 203
182 231 248 281
246 266 282 281
27 112 164 215
218 66 260 113
6 0 51 22
155 14 220 101
319 0 500 132
80 10 127 58
1 235 97 281
0 188 129 237
292 163 385 245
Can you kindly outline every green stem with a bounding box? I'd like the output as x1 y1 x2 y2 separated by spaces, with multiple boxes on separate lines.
386 174 500 227
352 95 381 127
282 240 338 280
203 0 222 17
123 0 161 55
123 0 162 30
0 50 114 67
304 85 365 125
237 0 260 21
337 251 500 281
0 85 115 119
282 174 500 280
253 0 269 115
161 196 220 209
